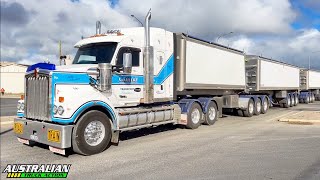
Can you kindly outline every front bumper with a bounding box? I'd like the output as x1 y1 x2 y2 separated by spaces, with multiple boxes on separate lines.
14 118 74 149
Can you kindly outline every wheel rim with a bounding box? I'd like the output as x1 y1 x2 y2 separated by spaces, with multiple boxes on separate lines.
263 100 268 111
84 120 105 146
249 103 254 114
191 108 201 124
208 107 216 120
296 96 298 104
256 101 261 113
287 97 291 106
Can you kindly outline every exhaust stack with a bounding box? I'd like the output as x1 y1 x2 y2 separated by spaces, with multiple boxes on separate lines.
96 21 101 35
143 9 154 104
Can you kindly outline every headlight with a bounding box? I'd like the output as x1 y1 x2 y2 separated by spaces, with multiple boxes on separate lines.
57 106 64 115
53 105 58 114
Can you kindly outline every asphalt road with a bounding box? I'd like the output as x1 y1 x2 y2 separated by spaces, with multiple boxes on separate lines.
1 102 320 180
0 98 19 116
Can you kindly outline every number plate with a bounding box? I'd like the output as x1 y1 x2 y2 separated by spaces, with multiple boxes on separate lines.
14 123 23 134
47 129 61 143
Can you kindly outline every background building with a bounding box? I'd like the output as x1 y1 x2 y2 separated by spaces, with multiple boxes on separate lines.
0 61 28 94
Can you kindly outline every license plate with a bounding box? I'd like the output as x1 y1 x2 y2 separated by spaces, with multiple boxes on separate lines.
13 123 23 134
47 129 60 143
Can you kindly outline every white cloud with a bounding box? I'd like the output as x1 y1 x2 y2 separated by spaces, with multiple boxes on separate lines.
1 0 319 69
220 28 320 69
116 0 296 36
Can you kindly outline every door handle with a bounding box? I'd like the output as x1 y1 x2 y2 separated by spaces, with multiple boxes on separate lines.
134 88 141 92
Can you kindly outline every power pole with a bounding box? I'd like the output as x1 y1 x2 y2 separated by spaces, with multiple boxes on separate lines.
59 40 62 65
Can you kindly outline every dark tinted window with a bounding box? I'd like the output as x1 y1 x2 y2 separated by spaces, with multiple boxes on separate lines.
117 47 141 67
73 42 117 64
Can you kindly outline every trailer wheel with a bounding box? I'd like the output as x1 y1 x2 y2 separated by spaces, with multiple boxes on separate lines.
203 101 217 125
294 94 298 106
186 103 202 129
261 97 269 114
254 98 262 115
304 96 309 104
311 94 315 102
243 99 254 117
72 110 111 155
283 96 290 108
289 95 294 107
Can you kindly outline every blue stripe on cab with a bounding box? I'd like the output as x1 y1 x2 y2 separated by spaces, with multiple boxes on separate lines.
112 54 174 85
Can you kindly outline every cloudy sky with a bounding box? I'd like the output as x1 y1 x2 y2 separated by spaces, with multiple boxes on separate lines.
1 0 320 69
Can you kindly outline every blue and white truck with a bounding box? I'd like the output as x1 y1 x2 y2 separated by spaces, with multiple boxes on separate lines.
14 10 318 155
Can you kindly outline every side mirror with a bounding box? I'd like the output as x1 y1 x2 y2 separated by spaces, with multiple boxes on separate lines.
123 53 132 74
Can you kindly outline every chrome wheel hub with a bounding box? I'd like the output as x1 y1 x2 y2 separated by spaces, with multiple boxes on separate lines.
256 101 261 113
249 103 254 114
208 107 216 120
191 108 201 124
263 100 268 111
84 121 105 146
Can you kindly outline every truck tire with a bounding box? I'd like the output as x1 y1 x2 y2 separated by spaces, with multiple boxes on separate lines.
294 94 298 106
243 99 254 117
304 96 309 104
311 94 315 102
290 95 294 107
283 96 290 108
254 98 262 115
203 101 217 125
186 103 202 129
72 110 111 155
261 97 269 114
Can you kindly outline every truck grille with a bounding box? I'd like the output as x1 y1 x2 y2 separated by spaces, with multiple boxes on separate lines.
25 75 50 121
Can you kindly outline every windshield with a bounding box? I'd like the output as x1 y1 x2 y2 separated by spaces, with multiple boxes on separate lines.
73 42 117 64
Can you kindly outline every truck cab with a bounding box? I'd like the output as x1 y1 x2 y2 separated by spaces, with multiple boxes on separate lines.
15 21 178 155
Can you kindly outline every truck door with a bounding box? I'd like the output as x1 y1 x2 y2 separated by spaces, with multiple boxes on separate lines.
113 47 143 106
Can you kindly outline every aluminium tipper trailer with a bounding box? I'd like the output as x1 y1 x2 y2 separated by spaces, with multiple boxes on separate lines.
174 34 270 118
245 55 300 108
174 33 246 94
300 69 320 102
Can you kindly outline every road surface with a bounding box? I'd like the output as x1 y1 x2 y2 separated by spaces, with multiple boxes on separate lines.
0 98 19 116
1 102 320 179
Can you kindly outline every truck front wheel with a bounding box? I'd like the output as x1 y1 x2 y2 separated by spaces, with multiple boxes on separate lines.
72 110 111 155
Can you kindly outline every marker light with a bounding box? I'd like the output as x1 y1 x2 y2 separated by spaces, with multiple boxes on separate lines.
59 97 64 103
